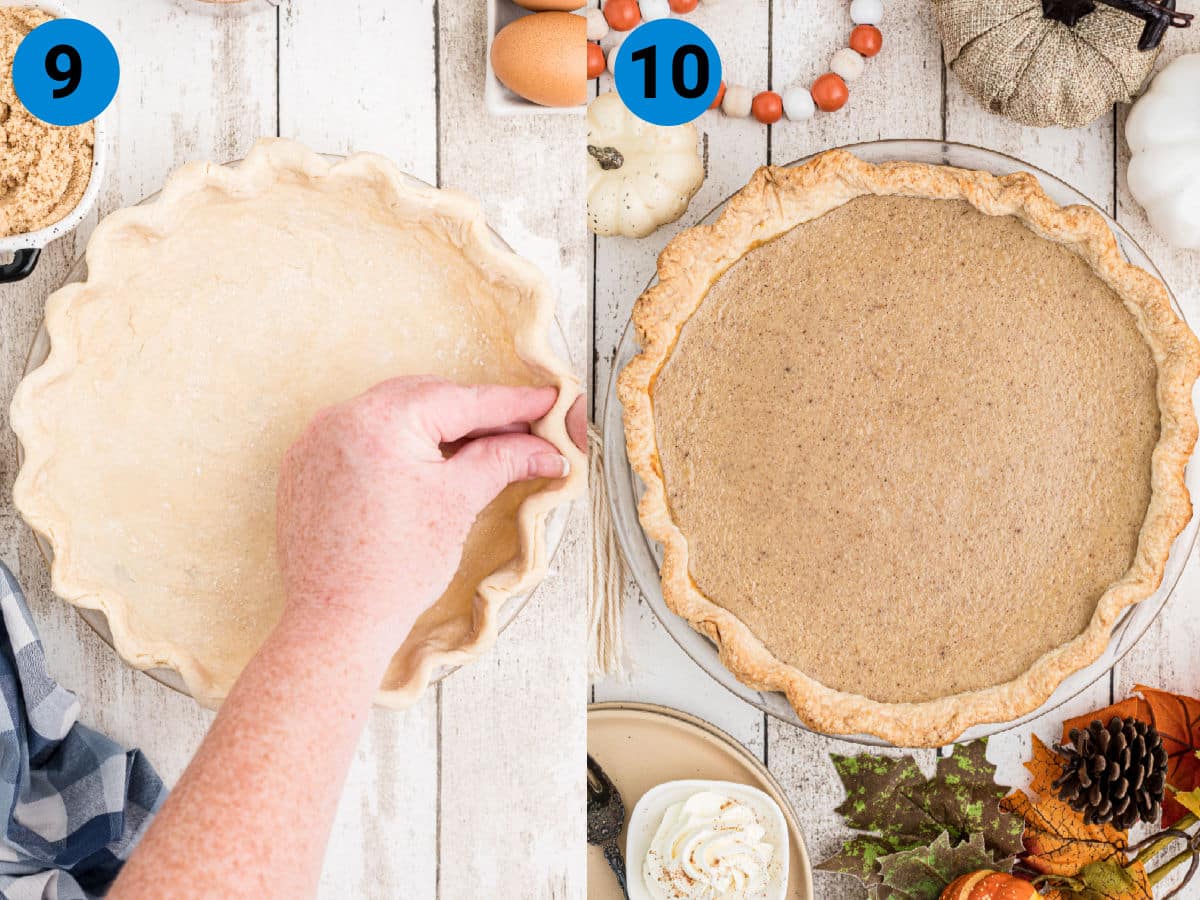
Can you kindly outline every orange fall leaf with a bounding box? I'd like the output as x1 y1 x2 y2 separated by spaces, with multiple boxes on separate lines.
1002 736 1130 877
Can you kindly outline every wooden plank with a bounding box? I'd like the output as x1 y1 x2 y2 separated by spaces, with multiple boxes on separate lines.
434 2 587 896
946 79 1116 212
769 0 943 164
590 0 771 758
279 0 437 175
278 2 441 897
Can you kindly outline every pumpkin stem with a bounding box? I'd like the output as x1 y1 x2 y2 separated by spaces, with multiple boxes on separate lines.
1041 0 1193 51
588 145 624 171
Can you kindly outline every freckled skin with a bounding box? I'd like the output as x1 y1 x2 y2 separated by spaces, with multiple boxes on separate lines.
110 377 570 900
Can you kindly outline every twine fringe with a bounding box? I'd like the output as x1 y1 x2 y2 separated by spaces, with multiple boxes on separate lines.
588 421 627 681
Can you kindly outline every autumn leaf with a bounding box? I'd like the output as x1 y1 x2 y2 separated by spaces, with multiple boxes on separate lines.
819 740 1022 888
1063 685 1200 828
824 740 1023 856
873 831 999 900
818 834 905 884
1036 859 1152 900
1001 736 1130 878
1172 755 1200 819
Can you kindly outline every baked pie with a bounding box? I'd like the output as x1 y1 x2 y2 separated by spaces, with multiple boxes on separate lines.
619 150 1200 746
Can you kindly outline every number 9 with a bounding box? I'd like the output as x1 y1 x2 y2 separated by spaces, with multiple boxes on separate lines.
45 44 83 99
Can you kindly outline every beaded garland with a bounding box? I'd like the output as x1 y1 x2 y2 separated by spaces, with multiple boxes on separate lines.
585 0 884 123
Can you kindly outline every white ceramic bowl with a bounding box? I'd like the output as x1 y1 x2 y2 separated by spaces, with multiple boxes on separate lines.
485 0 587 116
626 779 790 900
0 0 108 284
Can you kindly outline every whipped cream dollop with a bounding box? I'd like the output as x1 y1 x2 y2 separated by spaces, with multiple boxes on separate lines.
643 790 775 900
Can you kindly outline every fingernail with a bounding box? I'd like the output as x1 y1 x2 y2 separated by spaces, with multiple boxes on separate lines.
529 453 569 479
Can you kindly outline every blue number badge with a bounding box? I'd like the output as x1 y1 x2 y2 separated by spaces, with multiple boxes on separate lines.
12 18 119 127
612 18 721 127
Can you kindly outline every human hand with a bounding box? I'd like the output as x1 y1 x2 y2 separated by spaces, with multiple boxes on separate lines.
275 377 569 650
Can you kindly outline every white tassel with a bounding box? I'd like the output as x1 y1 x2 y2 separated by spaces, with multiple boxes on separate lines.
588 421 627 680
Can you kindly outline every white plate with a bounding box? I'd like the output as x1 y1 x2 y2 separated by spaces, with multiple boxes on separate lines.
485 0 587 117
587 702 813 900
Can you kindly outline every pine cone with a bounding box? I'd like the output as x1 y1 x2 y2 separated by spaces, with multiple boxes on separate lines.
1052 716 1169 830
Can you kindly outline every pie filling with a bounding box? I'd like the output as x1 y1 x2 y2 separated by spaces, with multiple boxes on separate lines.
652 195 1159 704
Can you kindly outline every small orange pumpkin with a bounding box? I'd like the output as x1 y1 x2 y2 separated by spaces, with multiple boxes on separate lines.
941 871 1042 900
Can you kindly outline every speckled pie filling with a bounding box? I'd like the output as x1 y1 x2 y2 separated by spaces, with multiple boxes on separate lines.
652 194 1159 705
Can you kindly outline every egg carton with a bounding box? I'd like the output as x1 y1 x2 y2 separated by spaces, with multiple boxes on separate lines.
485 0 586 116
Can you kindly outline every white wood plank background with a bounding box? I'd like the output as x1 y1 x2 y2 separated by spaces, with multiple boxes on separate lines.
590 4 1200 898
0 1 586 897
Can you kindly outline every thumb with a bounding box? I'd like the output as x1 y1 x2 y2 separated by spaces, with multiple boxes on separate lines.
449 432 569 508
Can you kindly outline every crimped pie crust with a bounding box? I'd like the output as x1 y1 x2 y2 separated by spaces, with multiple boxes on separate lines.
11 139 585 709
618 149 1200 747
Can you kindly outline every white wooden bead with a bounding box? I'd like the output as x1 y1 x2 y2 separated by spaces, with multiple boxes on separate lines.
722 84 753 118
640 0 671 20
607 46 618 75
850 0 883 25
782 84 816 121
585 8 608 41
830 47 866 81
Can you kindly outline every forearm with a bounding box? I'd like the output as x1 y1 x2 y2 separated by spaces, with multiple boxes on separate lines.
111 603 404 900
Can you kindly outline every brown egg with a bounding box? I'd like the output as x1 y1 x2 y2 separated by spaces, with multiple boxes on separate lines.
491 12 586 108
512 0 585 9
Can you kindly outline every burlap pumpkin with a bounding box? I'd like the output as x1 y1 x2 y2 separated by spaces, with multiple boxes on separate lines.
932 0 1161 128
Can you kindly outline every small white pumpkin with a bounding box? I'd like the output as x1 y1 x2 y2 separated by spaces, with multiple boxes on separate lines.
1126 54 1200 250
587 92 704 238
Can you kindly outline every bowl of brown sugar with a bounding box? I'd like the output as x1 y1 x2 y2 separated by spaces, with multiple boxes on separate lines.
0 1 107 283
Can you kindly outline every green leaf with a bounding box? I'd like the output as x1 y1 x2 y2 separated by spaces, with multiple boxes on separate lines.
829 740 1024 859
933 741 1025 858
816 834 917 883
876 831 1001 900
1069 858 1153 899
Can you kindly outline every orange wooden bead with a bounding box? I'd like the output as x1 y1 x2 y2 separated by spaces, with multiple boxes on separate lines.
587 42 605 79
669 0 699 11
811 73 849 111
603 0 641 32
751 90 783 124
710 80 726 109
849 24 883 58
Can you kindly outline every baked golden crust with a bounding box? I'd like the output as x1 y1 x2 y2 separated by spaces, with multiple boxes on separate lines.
617 149 1200 747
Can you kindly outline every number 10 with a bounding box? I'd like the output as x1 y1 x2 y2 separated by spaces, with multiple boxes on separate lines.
629 43 710 100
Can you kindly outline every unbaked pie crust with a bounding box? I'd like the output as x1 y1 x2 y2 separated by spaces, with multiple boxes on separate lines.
11 139 585 708
619 149 1200 747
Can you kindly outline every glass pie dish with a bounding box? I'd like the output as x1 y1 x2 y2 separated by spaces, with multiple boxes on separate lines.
17 158 575 701
602 138 1200 747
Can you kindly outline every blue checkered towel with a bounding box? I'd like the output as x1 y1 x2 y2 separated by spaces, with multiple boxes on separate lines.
0 562 165 899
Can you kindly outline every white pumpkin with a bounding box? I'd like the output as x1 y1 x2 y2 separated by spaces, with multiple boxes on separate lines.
587 92 704 238
1126 54 1200 250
